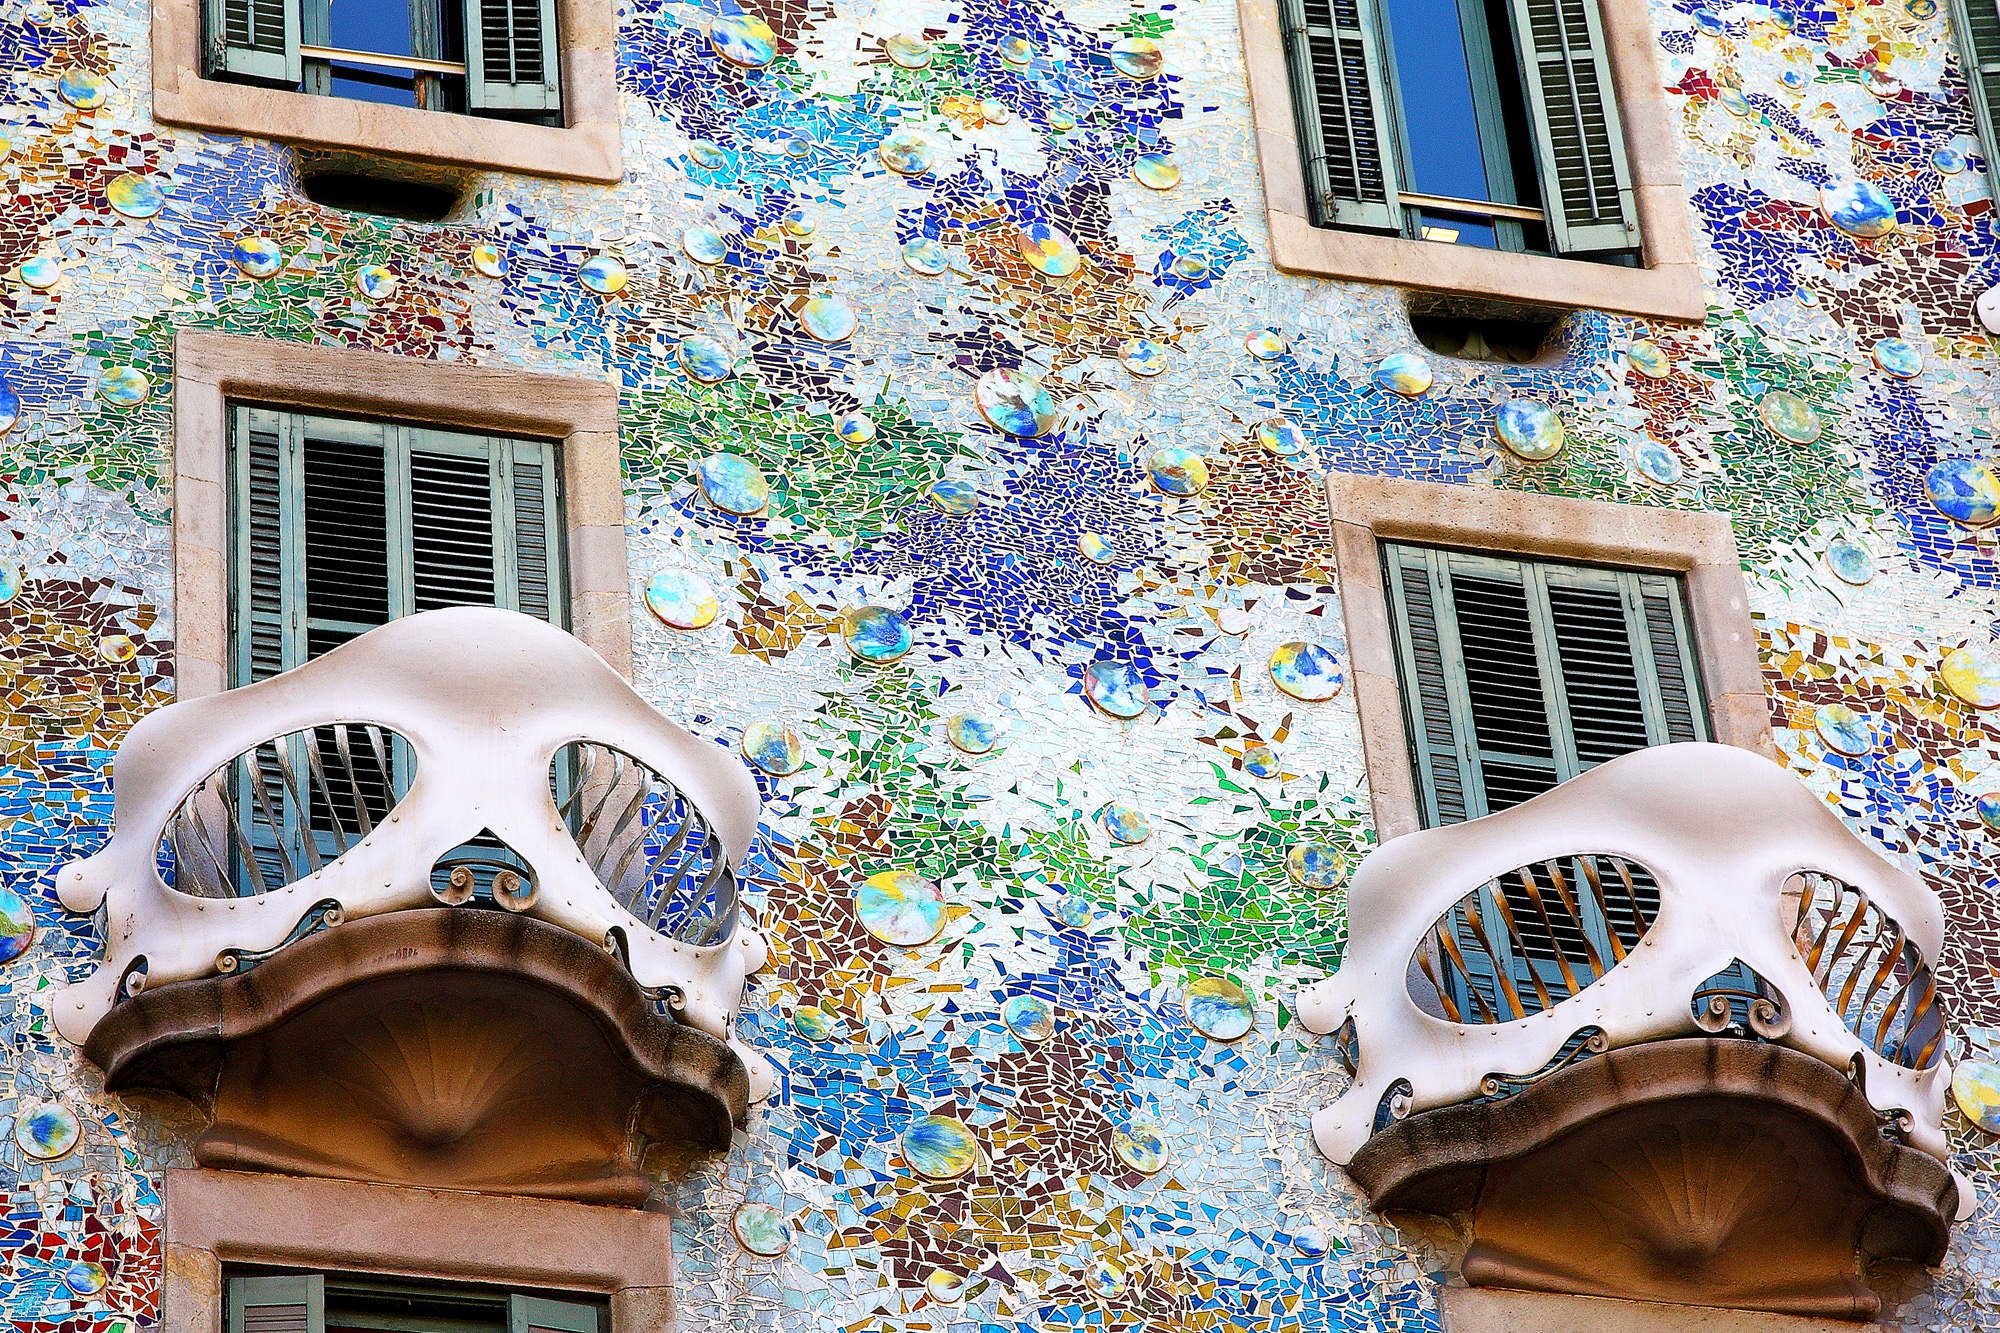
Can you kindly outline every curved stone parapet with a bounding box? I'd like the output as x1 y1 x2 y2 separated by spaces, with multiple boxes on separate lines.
50 606 769 1052
87 908 749 1205
1348 1039 1956 1321
1295 743 1954 1165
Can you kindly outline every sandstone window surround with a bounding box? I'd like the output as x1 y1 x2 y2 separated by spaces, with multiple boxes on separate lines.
1326 472 1770 841
172 330 631 698
1236 0 1705 322
161 1168 674 1333
151 0 621 181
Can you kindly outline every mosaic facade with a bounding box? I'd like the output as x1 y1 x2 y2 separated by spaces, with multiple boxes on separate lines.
2 0 2000 1325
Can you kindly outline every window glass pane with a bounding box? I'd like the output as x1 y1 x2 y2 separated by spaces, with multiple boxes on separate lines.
329 0 413 57
1415 209 1497 249
330 67 420 107
1383 0 1492 202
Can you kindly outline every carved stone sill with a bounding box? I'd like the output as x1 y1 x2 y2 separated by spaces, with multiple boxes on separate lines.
86 908 748 1206
1348 1039 1955 1322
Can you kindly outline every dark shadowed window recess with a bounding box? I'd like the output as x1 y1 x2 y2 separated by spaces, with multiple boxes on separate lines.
301 172 461 221
1410 311 1556 363
1278 0 1639 259
227 1273 605 1333
203 0 561 120
1379 543 1706 827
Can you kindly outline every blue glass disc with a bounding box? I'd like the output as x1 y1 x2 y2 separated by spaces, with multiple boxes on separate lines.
1099 803 1150 844
709 12 777 67
844 605 913 663
1269 642 1343 701
1184 976 1254 1041
1820 179 1898 239
1826 537 1875 585
1925 457 2000 527
1001 994 1055 1041
1815 703 1875 757
697 453 770 515
679 335 735 384
1083 660 1148 718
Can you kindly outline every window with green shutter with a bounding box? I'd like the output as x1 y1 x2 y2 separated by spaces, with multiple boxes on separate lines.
225 1273 602 1333
1947 0 2000 169
1280 0 1639 258
229 405 565 687
1381 543 1706 826
226 406 564 884
1384 543 1699 1019
204 0 561 119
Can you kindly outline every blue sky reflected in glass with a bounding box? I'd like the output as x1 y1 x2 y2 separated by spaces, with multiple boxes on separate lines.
1384 0 1490 204
331 71 418 105
330 0 413 56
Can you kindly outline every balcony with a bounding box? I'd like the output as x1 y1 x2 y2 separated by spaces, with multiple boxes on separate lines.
1295 742 1968 1322
50 607 771 1204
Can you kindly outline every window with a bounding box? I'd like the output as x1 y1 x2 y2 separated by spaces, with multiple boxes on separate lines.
224 405 566 892
1279 0 1637 257
227 1273 603 1333
206 0 560 117
1948 0 2000 164
229 405 564 686
1380 544 1707 827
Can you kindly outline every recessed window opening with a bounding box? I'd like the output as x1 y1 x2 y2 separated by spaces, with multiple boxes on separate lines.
1380 543 1707 827
227 405 565 894
205 0 562 120
301 171 461 221
1410 312 1557 363
226 1271 607 1333
1280 0 1640 261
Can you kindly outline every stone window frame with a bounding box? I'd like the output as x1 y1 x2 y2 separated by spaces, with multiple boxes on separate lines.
151 0 621 182
1327 472 1770 842
1235 0 1705 323
161 1167 675 1333
173 330 631 699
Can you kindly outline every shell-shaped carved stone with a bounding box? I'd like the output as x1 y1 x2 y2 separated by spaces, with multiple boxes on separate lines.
1351 1040 1955 1321
88 908 749 1206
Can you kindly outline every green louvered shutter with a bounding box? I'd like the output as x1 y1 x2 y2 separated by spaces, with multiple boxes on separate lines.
1948 0 2000 167
465 0 563 113
230 407 564 685
228 1275 325 1333
230 409 563 884
204 0 301 86
1387 546 1695 1017
1504 0 1638 254
1280 0 1405 231
1381 545 1705 827
509 1296 600 1333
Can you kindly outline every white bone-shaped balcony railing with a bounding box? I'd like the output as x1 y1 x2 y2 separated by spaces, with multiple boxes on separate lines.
1296 742 1966 1193
51 607 772 1084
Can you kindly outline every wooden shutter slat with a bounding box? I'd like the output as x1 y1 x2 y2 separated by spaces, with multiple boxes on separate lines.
238 413 291 687
409 449 499 612
1543 582 1650 766
1385 549 1476 825
511 445 556 623
228 1275 325 1333
1281 0 1404 230
206 0 301 86
1505 0 1637 253
303 434 391 640
465 0 562 113
508 1295 599 1333
1641 587 1703 742
1948 0 2000 171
